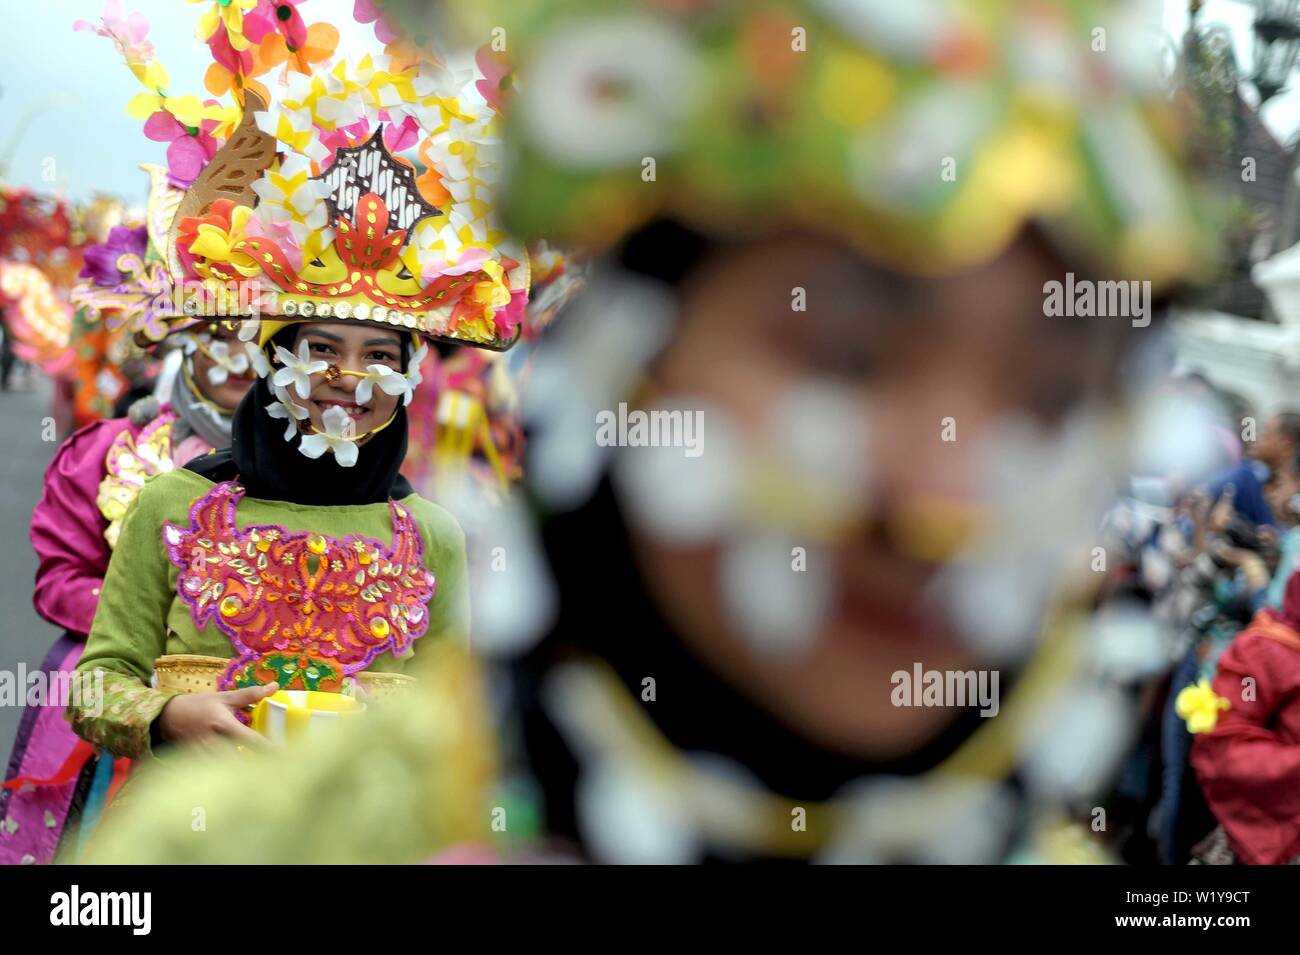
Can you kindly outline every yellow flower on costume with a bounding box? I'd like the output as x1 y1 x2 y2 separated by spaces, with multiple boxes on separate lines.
449 262 515 343
249 155 335 267
1175 679 1231 735
470 260 513 311
125 60 205 127
256 107 327 163
417 94 480 137
204 102 243 140
187 205 260 278
189 0 259 51
257 158 316 209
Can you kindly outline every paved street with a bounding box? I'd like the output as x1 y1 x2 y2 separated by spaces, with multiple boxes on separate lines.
0 376 65 758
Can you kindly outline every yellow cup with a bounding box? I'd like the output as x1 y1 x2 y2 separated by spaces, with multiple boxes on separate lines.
250 690 365 744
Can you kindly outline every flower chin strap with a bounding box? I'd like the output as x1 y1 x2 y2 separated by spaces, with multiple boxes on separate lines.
307 392 401 443
283 369 400 467
182 330 252 387
308 364 406 443
261 339 427 467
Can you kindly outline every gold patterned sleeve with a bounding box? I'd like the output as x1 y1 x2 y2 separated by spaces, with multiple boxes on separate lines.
68 473 181 758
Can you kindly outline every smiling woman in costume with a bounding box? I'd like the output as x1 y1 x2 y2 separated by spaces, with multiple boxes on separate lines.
64 1 531 766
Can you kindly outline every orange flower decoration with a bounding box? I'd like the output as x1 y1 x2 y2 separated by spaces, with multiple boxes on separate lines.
260 21 338 77
385 37 439 75
175 198 258 279
204 52 271 108
414 139 451 208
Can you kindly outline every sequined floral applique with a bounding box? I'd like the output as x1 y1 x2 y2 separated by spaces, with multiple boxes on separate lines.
162 481 435 692
97 410 177 549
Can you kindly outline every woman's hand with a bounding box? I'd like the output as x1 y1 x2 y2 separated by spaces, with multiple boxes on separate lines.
157 683 280 750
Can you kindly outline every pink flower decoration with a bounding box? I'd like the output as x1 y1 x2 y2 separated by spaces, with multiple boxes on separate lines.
207 22 256 76
353 0 397 44
167 137 214 187
382 113 420 154
495 287 529 336
244 216 305 272
243 0 277 44
245 0 308 50
144 110 219 189
73 0 154 64
475 44 512 113
318 118 373 167
415 246 488 284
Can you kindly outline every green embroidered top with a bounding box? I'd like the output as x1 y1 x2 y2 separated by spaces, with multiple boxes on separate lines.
69 467 470 760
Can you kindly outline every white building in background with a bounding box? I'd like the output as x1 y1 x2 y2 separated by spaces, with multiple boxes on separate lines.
1173 228 1300 415
1164 0 1300 416
1170 302 1300 415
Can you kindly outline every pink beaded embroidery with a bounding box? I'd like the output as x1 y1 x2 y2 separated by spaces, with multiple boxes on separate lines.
162 481 435 692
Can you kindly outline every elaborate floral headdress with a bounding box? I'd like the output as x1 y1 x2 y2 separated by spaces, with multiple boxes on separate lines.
73 0 530 350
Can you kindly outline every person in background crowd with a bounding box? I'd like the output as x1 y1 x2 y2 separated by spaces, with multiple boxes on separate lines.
1203 412 1300 528
0 319 253 865
1190 569 1300 864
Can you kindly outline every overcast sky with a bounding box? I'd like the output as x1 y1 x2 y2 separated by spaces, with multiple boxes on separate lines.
3 1 1300 207
0 0 376 209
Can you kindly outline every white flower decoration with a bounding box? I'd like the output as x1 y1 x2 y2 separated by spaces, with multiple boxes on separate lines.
265 384 310 441
405 343 428 404
354 364 412 406
299 405 359 467
272 339 327 400
250 155 334 263
237 317 261 342
244 341 271 378
205 339 250 386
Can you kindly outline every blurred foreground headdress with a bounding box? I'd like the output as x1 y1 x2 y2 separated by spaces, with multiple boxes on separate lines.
382 0 1222 291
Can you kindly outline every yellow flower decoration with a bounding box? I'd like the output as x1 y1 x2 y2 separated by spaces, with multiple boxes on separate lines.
187 205 260 278
125 60 205 127
417 94 484 139
255 107 327 163
259 157 314 203
470 260 513 311
1175 679 1231 735
189 0 259 51
204 101 243 140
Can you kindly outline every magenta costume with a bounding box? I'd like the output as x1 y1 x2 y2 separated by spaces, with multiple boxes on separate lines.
0 408 211 864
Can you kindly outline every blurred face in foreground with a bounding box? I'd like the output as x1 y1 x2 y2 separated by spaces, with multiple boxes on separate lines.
625 229 1130 759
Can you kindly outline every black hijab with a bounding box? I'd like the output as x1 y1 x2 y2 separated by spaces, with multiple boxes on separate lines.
186 328 414 506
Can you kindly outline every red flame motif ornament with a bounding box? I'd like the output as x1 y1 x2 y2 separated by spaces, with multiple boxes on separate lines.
173 128 514 347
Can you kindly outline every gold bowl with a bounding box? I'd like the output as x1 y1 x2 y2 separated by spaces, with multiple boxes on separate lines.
153 654 415 701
